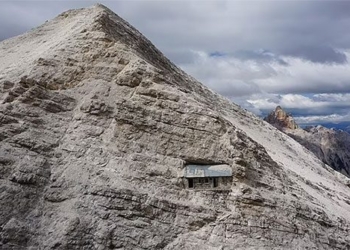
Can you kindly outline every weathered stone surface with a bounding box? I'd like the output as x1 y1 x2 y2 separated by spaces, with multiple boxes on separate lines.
1 4 350 250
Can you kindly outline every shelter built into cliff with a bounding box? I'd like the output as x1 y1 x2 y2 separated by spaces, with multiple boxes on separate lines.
182 164 232 190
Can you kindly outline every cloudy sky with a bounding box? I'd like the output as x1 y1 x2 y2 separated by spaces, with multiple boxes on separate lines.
1 0 350 125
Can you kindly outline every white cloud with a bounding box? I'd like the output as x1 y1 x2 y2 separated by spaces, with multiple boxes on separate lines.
255 54 350 94
179 50 350 123
247 94 324 110
182 50 350 95
313 93 350 102
295 113 350 125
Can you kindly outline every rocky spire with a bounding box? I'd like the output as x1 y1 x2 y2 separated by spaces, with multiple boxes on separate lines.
264 106 298 130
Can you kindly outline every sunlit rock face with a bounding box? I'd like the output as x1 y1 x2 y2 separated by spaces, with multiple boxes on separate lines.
1 4 350 250
264 106 298 130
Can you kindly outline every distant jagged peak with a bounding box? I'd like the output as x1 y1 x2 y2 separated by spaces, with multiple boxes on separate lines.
305 124 327 132
264 106 298 130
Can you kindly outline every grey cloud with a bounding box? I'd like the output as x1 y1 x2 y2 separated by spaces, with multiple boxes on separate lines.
207 80 261 98
282 45 347 64
0 1 94 41
0 23 26 42
271 106 350 118
231 50 288 65
247 92 350 121
134 1 350 65
165 50 199 65
0 3 32 41
2 1 350 65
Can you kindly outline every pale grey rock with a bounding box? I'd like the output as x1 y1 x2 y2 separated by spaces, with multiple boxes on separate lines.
0 4 350 250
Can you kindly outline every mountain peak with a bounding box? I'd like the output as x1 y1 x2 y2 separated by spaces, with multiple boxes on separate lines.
276 105 283 110
264 106 298 130
0 4 178 89
91 3 109 9
2 5 350 249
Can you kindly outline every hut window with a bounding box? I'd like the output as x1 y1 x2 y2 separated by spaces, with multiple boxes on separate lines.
188 179 194 188
213 178 218 188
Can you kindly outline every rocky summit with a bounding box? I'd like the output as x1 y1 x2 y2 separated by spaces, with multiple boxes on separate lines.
264 106 298 130
1 4 350 250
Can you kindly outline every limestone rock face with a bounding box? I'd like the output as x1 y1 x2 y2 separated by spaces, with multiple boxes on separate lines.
1 4 350 250
264 106 298 130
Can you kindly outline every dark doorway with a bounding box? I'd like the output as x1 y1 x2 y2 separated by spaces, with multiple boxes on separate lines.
213 178 218 188
188 179 194 188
